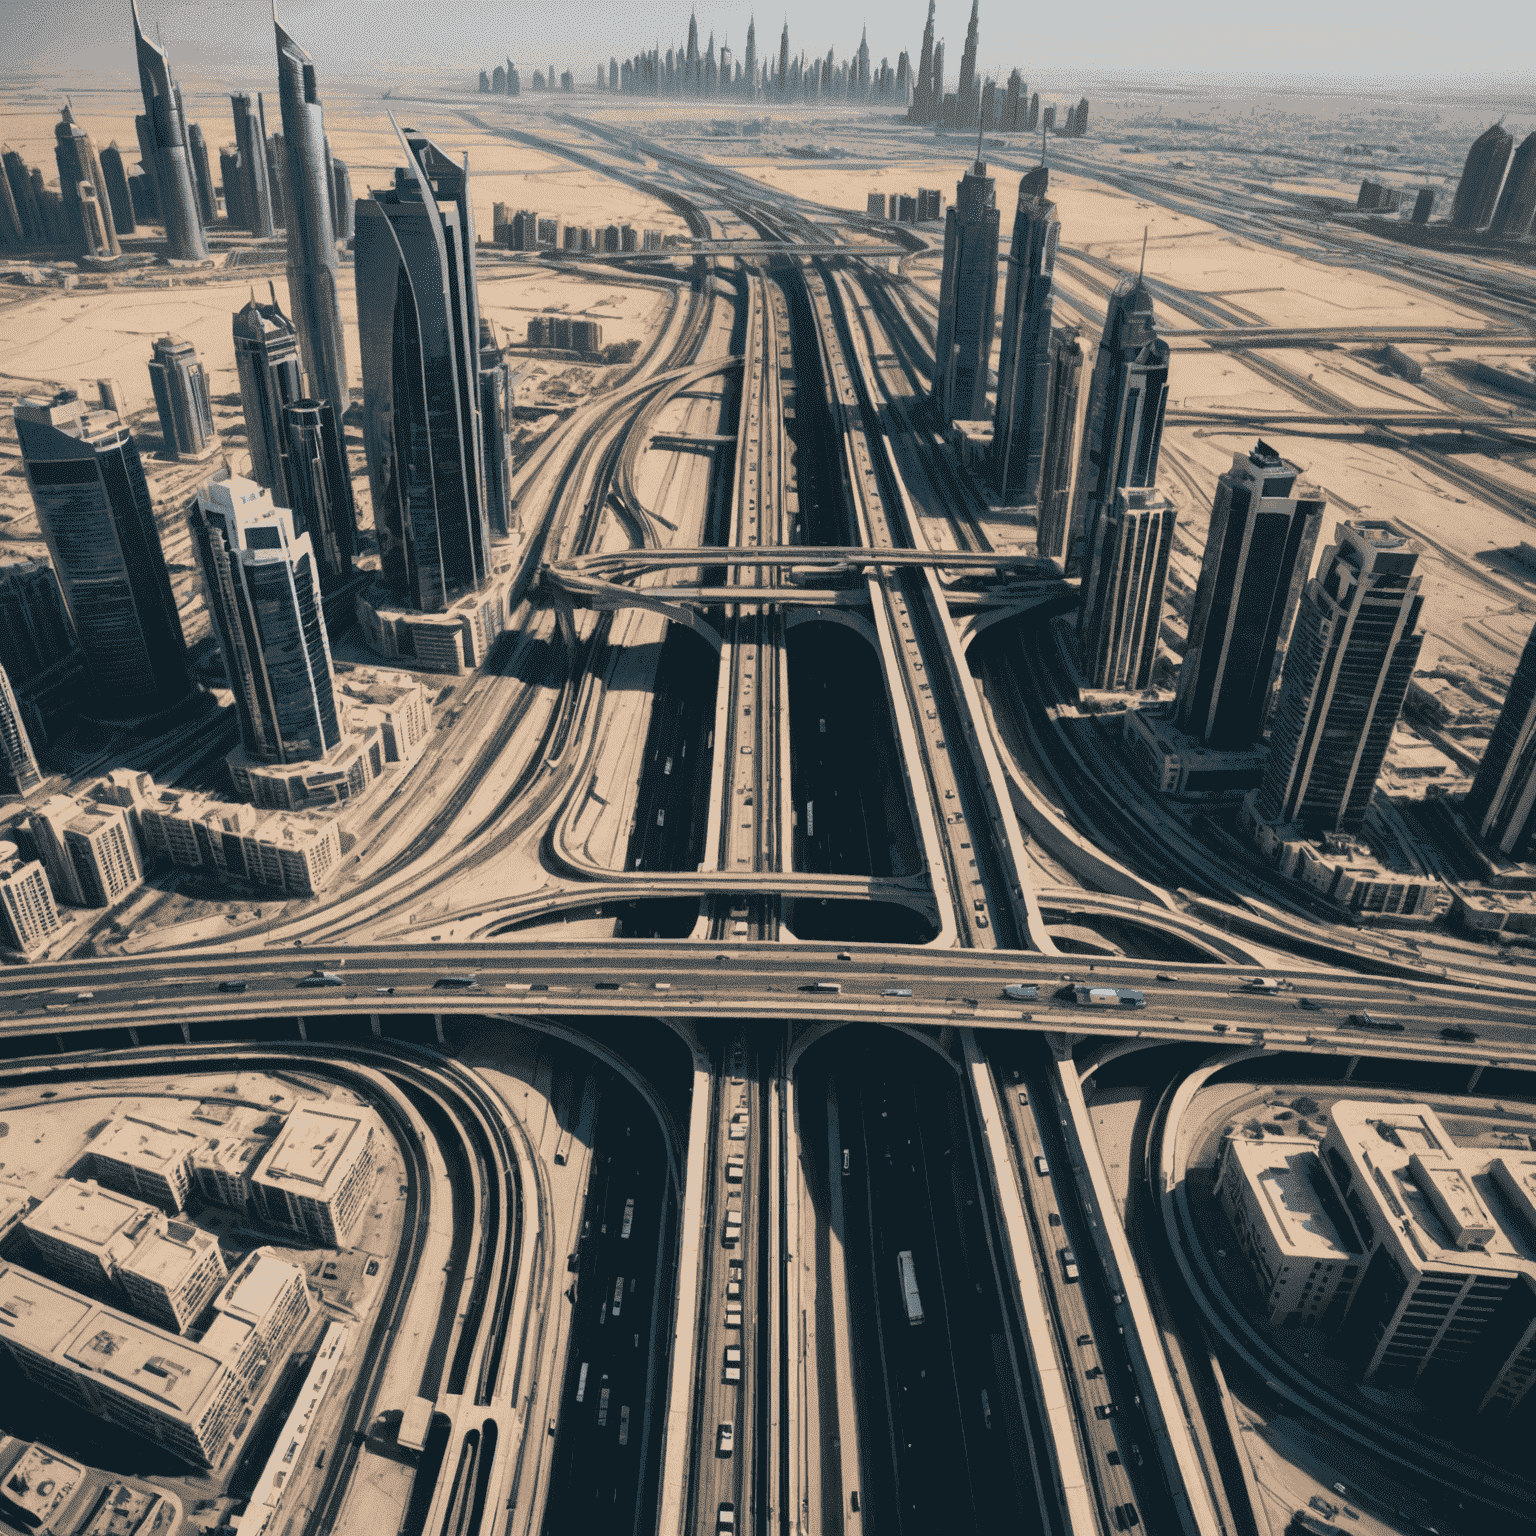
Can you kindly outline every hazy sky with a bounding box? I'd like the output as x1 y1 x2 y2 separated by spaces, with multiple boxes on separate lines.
10 0 1536 83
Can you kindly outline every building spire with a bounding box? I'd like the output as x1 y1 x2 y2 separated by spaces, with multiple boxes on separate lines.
1138 225 1148 281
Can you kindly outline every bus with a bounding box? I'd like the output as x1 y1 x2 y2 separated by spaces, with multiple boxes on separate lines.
576 1362 589 1402
897 1250 924 1326
621 1199 635 1239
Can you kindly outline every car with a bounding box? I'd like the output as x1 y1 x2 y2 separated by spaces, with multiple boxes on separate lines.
595 980 622 990
216 980 247 994
1130 1443 1143 1466
1003 984 1040 1001
365 1259 379 1276
882 987 913 997
653 981 672 990
1018 1090 1028 1105
1245 977 1283 993
715 953 733 962
717 1502 736 1532
298 970 344 988
1094 1403 1116 1419
75 992 95 1003
375 986 396 995
1059 1247 1079 1283
836 951 853 961
1333 1484 1348 1497
1035 1156 1050 1176
717 1423 734 1456
1212 1023 1230 1034
1077 1333 1092 1347
1440 1025 1478 1042
1297 997 1324 1011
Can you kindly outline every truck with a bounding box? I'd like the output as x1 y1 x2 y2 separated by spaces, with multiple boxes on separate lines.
1346 1012 1405 1032
1059 1247 1079 1283
897 1249 924 1326
1069 985 1146 1009
1002 983 1040 1001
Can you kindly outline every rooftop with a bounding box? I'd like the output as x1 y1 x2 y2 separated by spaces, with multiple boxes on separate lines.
24 1180 159 1256
91 1117 205 1177
0 1440 85 1529
211 1250 305 1327
1325 1101 1536 1273
117 1221 220 1291
1228 1137 1353 1261
255 1103 371 1196
0 1263 229 1413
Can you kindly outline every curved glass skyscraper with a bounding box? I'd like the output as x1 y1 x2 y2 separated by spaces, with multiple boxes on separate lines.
355 122 489 613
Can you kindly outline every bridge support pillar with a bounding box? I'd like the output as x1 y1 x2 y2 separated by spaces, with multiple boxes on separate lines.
554 595 578 656
179 1020 191 1043
296 1016 308 1041
1344 1055 1360 1080
1468 1064 1485 1091
433 1013 445 1044
370 1014 382 1038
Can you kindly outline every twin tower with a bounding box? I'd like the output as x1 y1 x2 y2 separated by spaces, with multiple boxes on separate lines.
934 155 1171 693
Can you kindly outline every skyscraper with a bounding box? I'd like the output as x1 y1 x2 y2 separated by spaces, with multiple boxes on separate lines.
777 22 790 95
53 106 120 262
147 336 217 461
191 476 340 766
0 665 43 796
955 0 980 129
0 153 28 249
4 152 37 244
1449 124 1513 232
1078 487 1176 691
1174 442 1326 751
187 122 216 226
1255 521 1424 837
130 0 207 260
233 289 304 506
264 120 288 228
99 142 136 236
0 559 78 697
275 16 349 428
330 158 354 241
479 321 514 539
744 17 757 99
230 93 275 237
1070 273 1168 570
1462 617 1536 860
992 166 1059 504
933 153 999 425
1489 132 1536 240
0 853 59 953
1036 327 1083 563
14 391 191 718
356 121 490 612
282 399 355 588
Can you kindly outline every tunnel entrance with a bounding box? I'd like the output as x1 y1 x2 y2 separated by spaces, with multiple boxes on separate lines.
787 620 917 881
621 624 719 875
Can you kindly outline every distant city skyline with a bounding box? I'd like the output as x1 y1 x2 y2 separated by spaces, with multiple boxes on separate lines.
11 0 1536 82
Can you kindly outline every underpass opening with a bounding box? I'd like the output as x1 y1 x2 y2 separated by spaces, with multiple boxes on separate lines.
793 1022 1049 1536
787 621 923 941
777 269 851 545
622 624 719 877
784 898 936 944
